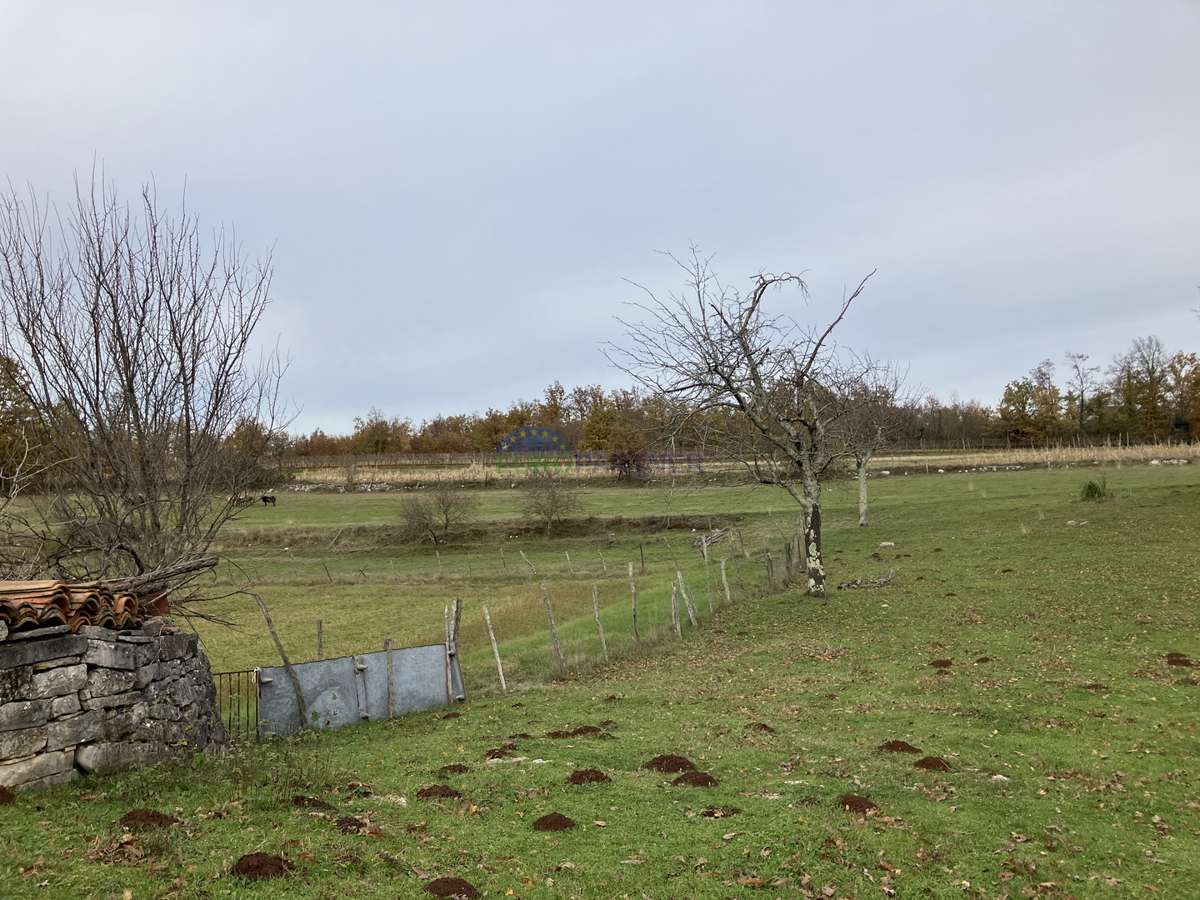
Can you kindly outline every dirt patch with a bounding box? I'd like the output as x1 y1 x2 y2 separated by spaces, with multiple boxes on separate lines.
532 812 576 831
118 809 179 831
1084 683 1108 691
877 740 922 754
745 723 776 733
231 852 295 881
928 659 952 669
438 764 470 776
700 806 741 818
975 656 992 663
424 876 481 899
838 794 879 814
567 768 612 785
442 712 461 720
346 781 373 797
672 771 719 787
417 785 463 801
915 756 953 772
1166 652 1196 667
486 748 510 760
643 753 696 773
599 719 616 728
508 733 532 740
292 795 335 810
336 815 370 834
0 786 14 805
547 725 607 739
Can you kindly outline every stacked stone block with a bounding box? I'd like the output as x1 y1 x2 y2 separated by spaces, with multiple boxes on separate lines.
0 619 228 790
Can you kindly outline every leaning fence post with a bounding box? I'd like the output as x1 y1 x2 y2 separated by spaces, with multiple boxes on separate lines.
597 549 607 576
483 604 507 692
591 585 609 662
702 541 714 612
254 593 308 729
540 582 567 674
670 582 681 637
317 619 324 661
519 550 537 575
721 557 731 604
628 562 641 648
443 606 454 704
676 571 698 627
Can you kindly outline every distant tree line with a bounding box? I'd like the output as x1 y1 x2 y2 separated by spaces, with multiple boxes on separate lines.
277 335 1197 460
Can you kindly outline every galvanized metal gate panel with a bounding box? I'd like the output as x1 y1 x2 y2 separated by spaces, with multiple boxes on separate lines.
257 643 463 737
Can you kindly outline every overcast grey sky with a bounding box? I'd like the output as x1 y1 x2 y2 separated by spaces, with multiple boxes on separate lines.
3 2 1198 433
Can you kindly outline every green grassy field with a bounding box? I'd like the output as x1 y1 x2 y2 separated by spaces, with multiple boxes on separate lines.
1 466 1198 899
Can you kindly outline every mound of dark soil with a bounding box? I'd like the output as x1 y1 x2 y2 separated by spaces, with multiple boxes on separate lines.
231 852 295 881
599 719 616 728
442 712 461 720
1167 652 1196 667
877 740 922 754
336 815 369 834
548 725 605 739
438 764 470 776
486 748 510 760
745 723 776 733
700 806 741 818
0 786 14 805
417 785 463 801
837 794 879 814
1084 683 1108 691
346 782 373 797
292 795 335 810
424 876 481 899
508 733 532 740
928 659 952 669
567 768 611 785
672 771 719 787
118 809 179 830
975 657 992 663
915 756 953 772
643 754 696 773
532 812 576 831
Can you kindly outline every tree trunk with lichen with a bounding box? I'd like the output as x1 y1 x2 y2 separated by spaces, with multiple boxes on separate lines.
802 471 826 597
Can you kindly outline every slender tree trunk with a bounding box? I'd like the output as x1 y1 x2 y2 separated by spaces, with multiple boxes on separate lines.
856 452 872 527
802 475 826 597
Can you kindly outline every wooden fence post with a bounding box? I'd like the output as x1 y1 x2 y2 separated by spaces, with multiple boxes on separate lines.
721 557 731 604
520 550 537 575
597 549 607 576
255 593 308 729
591 586 608 662
676 571 698 627
483 604 507 692
565 551 573 574
702 542 714 612
540 582 567 674
317 619 324 661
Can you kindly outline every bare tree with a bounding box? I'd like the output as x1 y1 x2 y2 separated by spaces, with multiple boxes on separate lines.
399 481 480 543
520 473 582 538
0 174 288 582
611 249 896 597
837 367 913 527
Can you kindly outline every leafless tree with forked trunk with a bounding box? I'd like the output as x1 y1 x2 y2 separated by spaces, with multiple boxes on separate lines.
610 249 904 597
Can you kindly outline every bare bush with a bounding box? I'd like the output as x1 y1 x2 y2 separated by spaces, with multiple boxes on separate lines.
520 473 582 537
400 481 480 543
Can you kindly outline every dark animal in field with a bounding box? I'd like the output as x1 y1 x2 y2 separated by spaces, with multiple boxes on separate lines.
261 495 277 506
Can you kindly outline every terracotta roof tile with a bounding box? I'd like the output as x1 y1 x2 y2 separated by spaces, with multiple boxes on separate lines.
0 580 149 633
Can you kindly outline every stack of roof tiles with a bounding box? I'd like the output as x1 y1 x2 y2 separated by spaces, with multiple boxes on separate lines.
0 581 153 633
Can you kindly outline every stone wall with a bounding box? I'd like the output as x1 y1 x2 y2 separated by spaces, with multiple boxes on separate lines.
0 619 228 790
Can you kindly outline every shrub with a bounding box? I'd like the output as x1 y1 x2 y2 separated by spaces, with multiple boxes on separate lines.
1080 474 1110 501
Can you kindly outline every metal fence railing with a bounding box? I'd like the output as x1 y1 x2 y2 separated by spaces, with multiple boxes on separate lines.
213 669 258 739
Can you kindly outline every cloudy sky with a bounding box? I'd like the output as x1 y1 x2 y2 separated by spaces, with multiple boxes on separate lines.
2 2 1197 433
